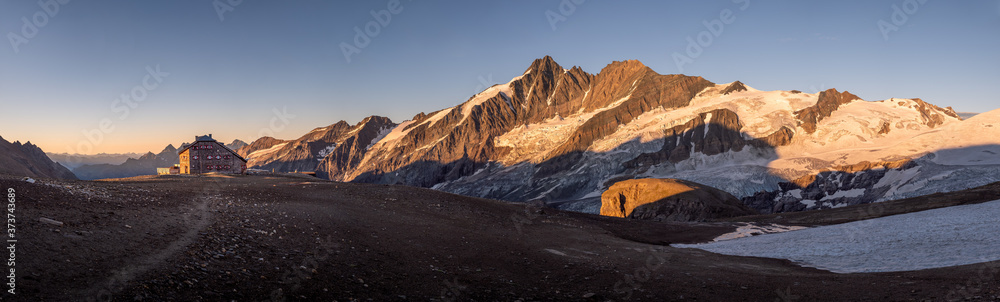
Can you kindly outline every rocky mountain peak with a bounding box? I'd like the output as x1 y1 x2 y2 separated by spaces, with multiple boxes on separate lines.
160 144 177 154
907 98 961 127
597 59 649 78
524 55 564 76
720 81 748 95
358 115 393 127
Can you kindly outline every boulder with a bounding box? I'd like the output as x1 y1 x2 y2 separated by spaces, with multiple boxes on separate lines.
600 178 756 221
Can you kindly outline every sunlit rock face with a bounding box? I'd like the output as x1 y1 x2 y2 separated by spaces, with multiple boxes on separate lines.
600 178 756 222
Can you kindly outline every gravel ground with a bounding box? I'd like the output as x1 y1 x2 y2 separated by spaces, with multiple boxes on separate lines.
3 174 1000 301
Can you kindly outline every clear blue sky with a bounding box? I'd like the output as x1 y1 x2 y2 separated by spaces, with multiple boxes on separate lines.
2 0 998 154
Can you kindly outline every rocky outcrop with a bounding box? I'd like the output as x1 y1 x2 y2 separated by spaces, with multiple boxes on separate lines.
0 135 77 180
720 81 748 95
743 159 919 213
600 178 756 221
795 89 862 134
316 116 396 181
909 98 960 128
625 109 793 168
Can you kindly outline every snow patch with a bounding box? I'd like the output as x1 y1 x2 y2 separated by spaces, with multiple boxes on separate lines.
675 199 1000 273
820 189 866 201
316 144 337 160
712 223 807 242
248 142 288 160
365 126 394 151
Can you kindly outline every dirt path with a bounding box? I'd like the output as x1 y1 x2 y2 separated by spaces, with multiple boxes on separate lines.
83 193 217 300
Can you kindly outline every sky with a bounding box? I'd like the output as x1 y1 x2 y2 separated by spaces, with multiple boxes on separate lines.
1 0 998 154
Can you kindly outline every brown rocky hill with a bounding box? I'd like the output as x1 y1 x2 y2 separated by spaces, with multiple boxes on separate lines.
0 135 77 179
600 178 756 221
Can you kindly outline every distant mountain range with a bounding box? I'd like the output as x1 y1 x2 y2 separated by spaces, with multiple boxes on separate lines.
47 152 145 170
61 139 247 180
0 135 77 179
236 56 1000 214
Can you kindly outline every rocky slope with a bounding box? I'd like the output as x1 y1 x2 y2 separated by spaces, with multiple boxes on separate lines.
600 178 756 221
240 118 398 173
0 135 77 179
239 123 356 172
247 56 994 215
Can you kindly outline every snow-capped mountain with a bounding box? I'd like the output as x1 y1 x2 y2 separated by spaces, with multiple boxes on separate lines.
247 56 999 214
241 117 397 173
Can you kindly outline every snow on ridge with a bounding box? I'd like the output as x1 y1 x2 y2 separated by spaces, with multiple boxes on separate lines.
365 126 394 151
460 74 523 122
367 120 413 153
425 107 456 128
248 142 288 160
316 144 337 161
545 78 562 105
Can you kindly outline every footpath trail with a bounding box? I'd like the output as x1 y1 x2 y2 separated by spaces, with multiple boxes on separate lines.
83 192 217 300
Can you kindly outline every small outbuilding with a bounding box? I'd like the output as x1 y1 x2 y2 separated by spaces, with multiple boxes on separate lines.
157 164 181 175
178 134 247 175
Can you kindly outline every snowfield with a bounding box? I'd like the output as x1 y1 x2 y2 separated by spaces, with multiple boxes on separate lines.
674 199 1000 273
